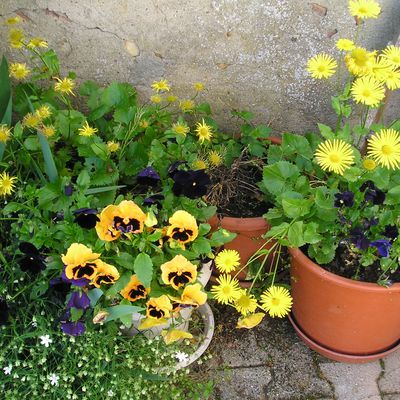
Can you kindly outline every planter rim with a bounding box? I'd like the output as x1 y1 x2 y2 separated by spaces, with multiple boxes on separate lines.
210 214 269 231
289 247 400 292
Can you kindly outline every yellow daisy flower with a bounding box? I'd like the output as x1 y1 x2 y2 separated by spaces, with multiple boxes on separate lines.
172 122 189 136
237 313 265 329
384 68 400 90
215 249 240 274
362 158 377 170
151 79 170 92
0 125 12 143
351 75 385 106
208 150 223 167
35 105 52 120
336 38 355 52
192 159 208 170
150 94 162 104
306 54 337 79
381 46 400 68
260 286 293 318
166 94 178 103
210 274 241 305
345 47 376 76
367 129 400 170
194 82 205 91
349 0 381 19
41 125 56 138
179 99 195 112
195 119 213 143
22 113 41 129
54 77 75 96
5 16 21 25
365 57 393 82
27 37 48 49
9 28 24 48
140 119 149 129
107 141 120 152
0 172 17 197
234 290 258 316
314 139 355 175
78 121 98 137
9 63 30 80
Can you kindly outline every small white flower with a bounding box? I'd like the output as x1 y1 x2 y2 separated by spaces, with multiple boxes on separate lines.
107 390 114 397
175 351 189 363
3 365 12 375
32 317 37 328
48 373 59 386
39 335 53 347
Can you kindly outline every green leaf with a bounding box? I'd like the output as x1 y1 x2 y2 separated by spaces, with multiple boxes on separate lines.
77 169 91 187
385 185 400 205
262 161 300 195
282 133 313 159
263 208 282 220
87 288 103 307
116 252 136 270
70 307 84 322
91 141 108 160
287 221 305 247
105 304 144 322
114 106 136 125
134 253 153 288
282 197 311 218
196 102 211 115
0 56 12 124
23 136 40 151
192 237 212 255
209 229 236 246
231 110 254 121
85 185 125 195
317 123 335 140
303 222 323 244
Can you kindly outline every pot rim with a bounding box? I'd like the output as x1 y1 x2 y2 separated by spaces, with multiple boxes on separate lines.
289 247 400 291
210 214 270 230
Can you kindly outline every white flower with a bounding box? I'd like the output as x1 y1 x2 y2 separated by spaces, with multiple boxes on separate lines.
3 365 12 375
32 317 37 328
175 351 189 363
39 335 53 347
107 390 114 397
48 373 59 386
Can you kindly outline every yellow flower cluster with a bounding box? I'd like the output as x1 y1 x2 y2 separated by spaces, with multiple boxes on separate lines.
306 1 400 107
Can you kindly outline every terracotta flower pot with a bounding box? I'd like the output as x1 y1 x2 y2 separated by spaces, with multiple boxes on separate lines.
289 247 400 363
208 136 281 287
209 215 276 286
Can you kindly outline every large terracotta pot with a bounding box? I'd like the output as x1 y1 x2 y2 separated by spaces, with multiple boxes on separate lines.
289 247 400 363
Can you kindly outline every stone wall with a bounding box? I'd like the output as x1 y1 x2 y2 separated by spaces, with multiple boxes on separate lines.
1 0 399 133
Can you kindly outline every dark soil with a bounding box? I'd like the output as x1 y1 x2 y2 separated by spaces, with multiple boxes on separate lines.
305 243 400 284
206 158 271 218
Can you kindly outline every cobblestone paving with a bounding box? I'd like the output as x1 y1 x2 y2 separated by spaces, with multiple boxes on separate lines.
201 305 400 400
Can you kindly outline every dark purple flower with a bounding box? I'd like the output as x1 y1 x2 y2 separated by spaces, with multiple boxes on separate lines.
61 321 86 336
0 298 9 326
143 194 164 209
360 181 385 205
383 225 399 243
64 184 73 197
67 291 90 310
172 169 211 199
334 191 354 208
73 208 99 229
61 268 90 287
349 227 370 250
168 161 187 178
370 239 392 257
18 242 46 274
137 167 160 187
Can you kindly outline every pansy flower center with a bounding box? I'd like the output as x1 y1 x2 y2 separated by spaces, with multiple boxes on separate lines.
148 305 165 319
113 216 140 233
72 262 97 279
171 227 193 242
128 285 146 300
168 270 193 287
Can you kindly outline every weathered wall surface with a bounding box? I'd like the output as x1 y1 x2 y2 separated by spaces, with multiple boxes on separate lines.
0 0 399 133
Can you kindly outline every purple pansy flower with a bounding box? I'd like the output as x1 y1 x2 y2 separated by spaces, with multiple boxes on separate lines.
18 242 46 274
61 321 86 336
334 191 354 208
349 227 370 250
73 208 99 229
370 239 392 257
137 167 160 187
360 181 385 205
172 169 211 199
143 194 164 209
67 291 90 310
383 225 399 243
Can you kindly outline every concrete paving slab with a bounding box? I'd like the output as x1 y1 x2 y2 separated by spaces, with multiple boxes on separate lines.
319 362 382 400
382 395 400 400
379 351 400 394
212 366 272 400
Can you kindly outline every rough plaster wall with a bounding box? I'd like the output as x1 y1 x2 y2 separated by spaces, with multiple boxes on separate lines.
0 0 399 133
